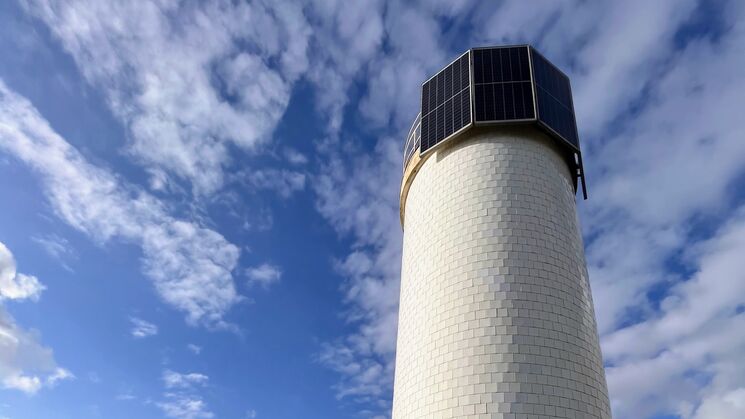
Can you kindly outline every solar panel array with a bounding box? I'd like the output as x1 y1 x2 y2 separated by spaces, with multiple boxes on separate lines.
409 45 586 196
414 46 581 173
420 51 471 154
531 48 579 150
472 46 535 122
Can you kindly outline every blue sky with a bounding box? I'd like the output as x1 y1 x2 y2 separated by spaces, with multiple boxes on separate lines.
1 1 744 418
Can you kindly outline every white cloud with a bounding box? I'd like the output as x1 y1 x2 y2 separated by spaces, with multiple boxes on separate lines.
581 0 745 336
186 344 202 355
304 0 385 134
21 0 312 195
245 264 282 289
602 207 745 418
692 388 745 419
129 317 158 339
157 393 214 419
0 306 73 394
0 244 69 395
0 80 241 327
158 370 212 419
0 242 45 302
313 136 403 409
283 148 308 166
45 367 74 386
245 169 306 198
318 341 392 401
162 370 209 389
2 373 41 394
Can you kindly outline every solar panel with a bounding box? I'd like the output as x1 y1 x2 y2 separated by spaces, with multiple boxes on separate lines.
531 48 579 150
473 46 535 123
420 51 472 154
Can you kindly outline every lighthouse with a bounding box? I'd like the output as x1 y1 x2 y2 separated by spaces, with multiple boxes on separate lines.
393 45 611 418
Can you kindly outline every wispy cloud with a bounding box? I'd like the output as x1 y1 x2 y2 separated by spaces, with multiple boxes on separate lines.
157 393 214 419
115 392 136 401
245 264 282 289
162 370 209 389
22 0 311 195
0 80 242 327
158 370 213 419
313 137 403 411
129 317 158 339
283 148 308 166
244 169 306 199
186 344 202 355
45 368 74 387
302 0 386 135
32 234 75 271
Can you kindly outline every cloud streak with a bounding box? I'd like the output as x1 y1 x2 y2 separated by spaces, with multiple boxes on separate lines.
0 80 241 327
130 317 158 339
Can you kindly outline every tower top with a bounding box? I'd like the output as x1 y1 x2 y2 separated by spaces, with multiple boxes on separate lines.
403 45 587 199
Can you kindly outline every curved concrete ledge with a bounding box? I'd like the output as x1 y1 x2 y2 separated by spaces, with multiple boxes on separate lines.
399 144 428 228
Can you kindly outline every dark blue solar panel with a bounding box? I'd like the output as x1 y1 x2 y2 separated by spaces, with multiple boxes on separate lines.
420 51 472 154
531 48 579 150
473 46 534 123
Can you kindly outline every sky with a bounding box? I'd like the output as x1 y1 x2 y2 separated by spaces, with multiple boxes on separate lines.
0 0 744 418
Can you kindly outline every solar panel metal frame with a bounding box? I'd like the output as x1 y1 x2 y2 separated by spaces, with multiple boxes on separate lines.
418 50 473 157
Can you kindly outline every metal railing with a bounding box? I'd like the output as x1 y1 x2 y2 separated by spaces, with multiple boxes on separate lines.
403 113 421 172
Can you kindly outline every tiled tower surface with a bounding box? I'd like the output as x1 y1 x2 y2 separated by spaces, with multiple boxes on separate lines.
393 126 611 418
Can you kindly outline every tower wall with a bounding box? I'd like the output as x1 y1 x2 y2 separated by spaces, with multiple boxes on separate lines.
393 127 611 418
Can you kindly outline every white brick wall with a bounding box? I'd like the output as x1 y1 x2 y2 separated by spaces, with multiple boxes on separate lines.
393 127 611 419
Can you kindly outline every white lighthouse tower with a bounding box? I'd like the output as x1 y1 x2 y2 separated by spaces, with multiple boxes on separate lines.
393 46 611 418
